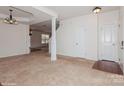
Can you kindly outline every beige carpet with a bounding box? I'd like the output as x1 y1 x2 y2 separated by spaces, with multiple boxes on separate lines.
0 51 124 86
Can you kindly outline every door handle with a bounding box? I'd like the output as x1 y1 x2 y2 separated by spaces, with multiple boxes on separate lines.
121 41 124 46
112 43 115 46
76 43 78 45
121 41 124 49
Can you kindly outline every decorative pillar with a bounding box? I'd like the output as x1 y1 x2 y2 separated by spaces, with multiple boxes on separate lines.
51 17 57 61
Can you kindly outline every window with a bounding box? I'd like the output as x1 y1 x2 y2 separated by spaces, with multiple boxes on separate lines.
41 34 49 44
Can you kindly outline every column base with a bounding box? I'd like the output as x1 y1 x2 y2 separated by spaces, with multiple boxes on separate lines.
51 60 57 63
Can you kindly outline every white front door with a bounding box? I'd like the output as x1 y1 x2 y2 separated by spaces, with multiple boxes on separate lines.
99 24 118 62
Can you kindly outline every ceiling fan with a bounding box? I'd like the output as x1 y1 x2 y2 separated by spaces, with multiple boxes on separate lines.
4 9 18 24
0 6 33 25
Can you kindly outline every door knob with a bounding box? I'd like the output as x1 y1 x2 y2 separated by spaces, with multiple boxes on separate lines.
119 41 124 49
112 43 115 46
121 41 124 46
76 43 78 45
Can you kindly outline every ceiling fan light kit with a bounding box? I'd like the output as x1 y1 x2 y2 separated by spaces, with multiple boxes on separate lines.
4 9 18 25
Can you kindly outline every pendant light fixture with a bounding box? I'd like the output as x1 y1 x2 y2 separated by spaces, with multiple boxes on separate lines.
92 7 102 14
4 9 18 24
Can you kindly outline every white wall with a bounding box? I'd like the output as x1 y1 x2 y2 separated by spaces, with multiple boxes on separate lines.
0 23 30 58
123 19 124 63
123 11 124 72
120 7 124 72
57 14 98 61
122 7 124 64
123 14 124 72
30 31 42 48
57 10 120 61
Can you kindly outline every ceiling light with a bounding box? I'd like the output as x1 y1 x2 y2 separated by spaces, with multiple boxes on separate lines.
92 7 102 14
4 9 18 24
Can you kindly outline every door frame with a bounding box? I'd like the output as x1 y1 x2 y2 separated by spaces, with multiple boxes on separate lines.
98 24 119 62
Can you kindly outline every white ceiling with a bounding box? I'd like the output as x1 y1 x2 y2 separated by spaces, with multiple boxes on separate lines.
0 6 33 18
46 6 119 20
14 6 52 24
0 6 120 32
31 6 120 32
31 20 51 32
0 6 52 24
0 6 120 25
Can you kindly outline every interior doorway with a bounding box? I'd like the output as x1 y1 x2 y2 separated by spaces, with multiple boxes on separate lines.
30 30 50 53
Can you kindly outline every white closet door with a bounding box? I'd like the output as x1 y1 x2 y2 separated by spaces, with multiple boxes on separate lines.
74 27 85 58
